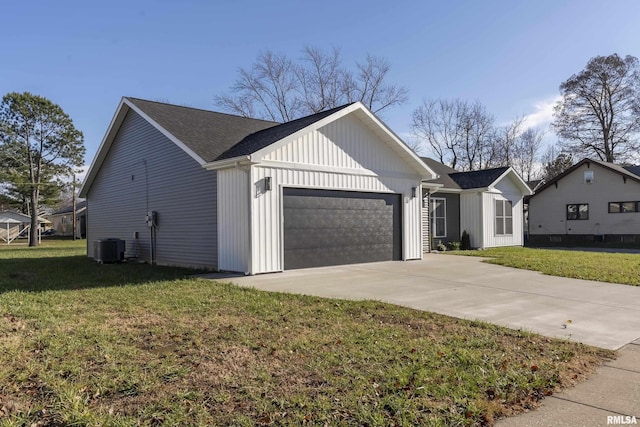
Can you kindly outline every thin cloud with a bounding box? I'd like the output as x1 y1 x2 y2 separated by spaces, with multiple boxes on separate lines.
523 96 561 129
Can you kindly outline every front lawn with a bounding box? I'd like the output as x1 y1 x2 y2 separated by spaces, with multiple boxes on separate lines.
0 241 613 426
456 247 640 286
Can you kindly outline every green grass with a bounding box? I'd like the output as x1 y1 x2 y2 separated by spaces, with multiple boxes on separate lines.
0 240 613 426
455 247 640 286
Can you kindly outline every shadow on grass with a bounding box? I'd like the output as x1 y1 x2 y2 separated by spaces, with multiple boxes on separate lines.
0 254 198 293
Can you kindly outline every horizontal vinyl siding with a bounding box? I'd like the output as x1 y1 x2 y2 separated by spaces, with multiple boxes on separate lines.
86 111 217 269
251 165 422 274
422 192 430 252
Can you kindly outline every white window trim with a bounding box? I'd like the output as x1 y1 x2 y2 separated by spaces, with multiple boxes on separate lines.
495 199 513 236
431 197 447 238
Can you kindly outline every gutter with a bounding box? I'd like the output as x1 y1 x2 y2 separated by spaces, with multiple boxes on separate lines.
203 156 254 171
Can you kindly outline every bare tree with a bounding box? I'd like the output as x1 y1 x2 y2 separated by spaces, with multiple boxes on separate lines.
460 101 495 171
412 99 495 170
295 46 345 113
216 46 407 122
351 55 408 114
511 128 545 181
552 54 640 163
216 51 302 122
493 116 525 167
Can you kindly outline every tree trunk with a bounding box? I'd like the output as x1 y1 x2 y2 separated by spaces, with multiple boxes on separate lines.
29 187 39 247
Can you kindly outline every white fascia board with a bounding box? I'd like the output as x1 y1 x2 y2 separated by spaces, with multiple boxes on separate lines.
79 98 130 197
203 156 253 171
124 98 206 167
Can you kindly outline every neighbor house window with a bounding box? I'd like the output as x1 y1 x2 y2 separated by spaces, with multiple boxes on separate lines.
608 201 639 213
431 198 446 238
495 199 513 235
567 204 589 220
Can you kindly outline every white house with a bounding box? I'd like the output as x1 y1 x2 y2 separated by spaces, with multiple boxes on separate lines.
421 158 532 249
79 98 438 273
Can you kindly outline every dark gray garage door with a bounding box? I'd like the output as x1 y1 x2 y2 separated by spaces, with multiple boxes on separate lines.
283 188 401 270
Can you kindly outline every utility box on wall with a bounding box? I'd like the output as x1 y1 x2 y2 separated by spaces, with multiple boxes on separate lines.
93 238 126 263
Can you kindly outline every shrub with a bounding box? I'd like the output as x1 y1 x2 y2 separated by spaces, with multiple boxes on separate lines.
461 230 471 250
448 241 461 251
436 240 447 251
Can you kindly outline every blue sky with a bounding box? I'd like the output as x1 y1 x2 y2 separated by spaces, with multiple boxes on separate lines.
2 0 639 170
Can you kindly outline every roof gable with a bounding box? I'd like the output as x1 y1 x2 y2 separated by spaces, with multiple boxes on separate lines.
531 158 640 198
242 103 436 179
421 158 532 195
217 104 352 160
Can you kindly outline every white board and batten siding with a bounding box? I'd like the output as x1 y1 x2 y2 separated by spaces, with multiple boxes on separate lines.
217 168 251 273
86 110 218 269
245 113 424 274
460 192 483 248
459 175 525 249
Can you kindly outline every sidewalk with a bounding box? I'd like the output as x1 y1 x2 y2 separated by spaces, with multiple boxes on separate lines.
497 339 640 427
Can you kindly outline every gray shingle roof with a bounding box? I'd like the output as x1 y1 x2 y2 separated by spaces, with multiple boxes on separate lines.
126 98 353 163
420 158 461 188
623 165 640 177
421 158 509 190
52 200 87 215
449 167 510 189
126 98 279 163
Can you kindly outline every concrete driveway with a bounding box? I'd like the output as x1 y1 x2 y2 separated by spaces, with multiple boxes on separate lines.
203 254 640 350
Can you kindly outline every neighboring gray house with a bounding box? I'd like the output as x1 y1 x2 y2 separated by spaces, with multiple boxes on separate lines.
421 158 532 249
528 158 640 246
79 98 437 272
48 201 87 238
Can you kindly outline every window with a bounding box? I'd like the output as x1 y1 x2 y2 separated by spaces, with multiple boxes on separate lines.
431 198 446 238
609 201 639 213
584 171 594 184
495 199 513 236
567 204 589 220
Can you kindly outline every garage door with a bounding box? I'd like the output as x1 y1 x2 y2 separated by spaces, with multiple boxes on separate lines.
283 188 402 270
